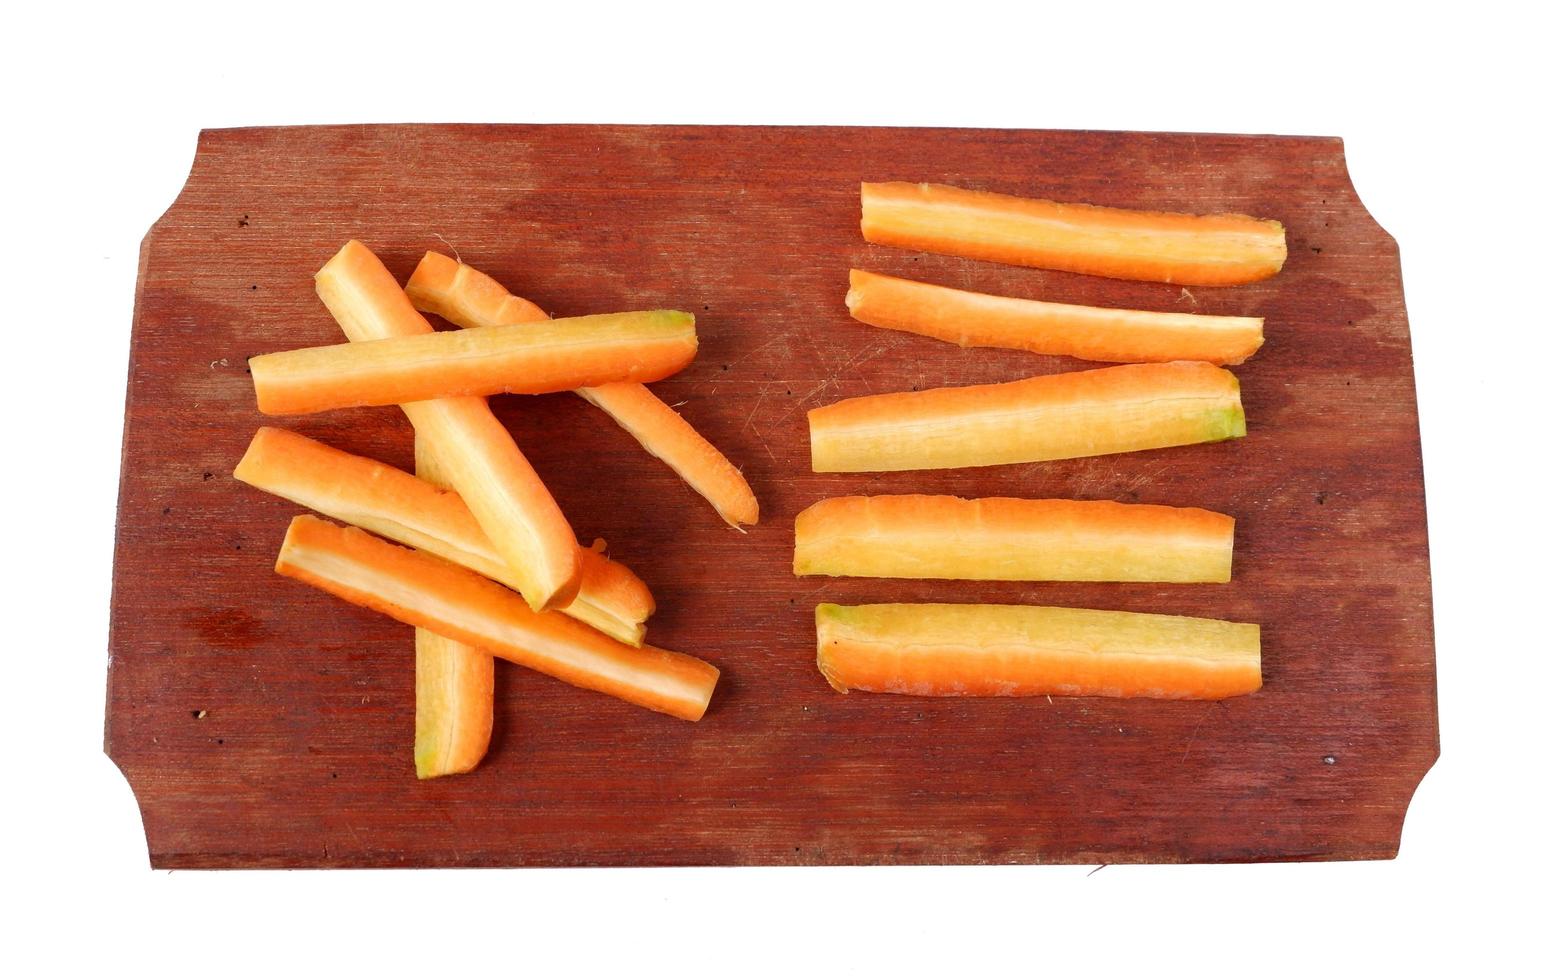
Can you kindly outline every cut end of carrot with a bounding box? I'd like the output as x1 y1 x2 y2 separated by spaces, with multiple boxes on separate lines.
413 626 495 779
313 241 437 345
405 249 460 297
814 603 852 693
569 539 656 646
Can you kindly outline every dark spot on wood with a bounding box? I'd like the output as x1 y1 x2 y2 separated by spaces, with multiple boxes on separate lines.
251 284 258 290
1310 247 1322 254
720 364 728 371
162 506 172 515
216 738 225 745
702 304 710 311
184 607 269 649
202 471 213 481
238 214 250 227
332 773 339 779
1316 492 1327 505
191 709 206 720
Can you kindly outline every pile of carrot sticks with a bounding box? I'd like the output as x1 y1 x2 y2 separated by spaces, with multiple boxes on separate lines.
797 181 1286 701
239 241 757 777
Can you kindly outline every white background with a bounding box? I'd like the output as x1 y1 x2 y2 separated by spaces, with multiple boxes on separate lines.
5 1 1538 975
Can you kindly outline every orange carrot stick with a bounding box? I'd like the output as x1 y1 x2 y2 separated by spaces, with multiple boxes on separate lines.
414 627 494 777
795 495 1234 583
250 309 698 415
233 426 653 645
310 240 579 612
861 182 1287 286
574 383 760 528
412 433 494 779
846 269 1265 365
407 251 549 327
275 516 719 721
406 252 759 528
807 361 1245 472
816 603 1261 700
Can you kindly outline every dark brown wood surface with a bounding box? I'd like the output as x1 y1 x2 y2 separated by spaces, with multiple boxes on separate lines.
105 125 1437 867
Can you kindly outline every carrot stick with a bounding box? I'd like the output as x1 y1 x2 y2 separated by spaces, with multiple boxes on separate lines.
816 603 1261 700
407 251 549 326
233 426 653 646
412 433 494 779
861 182 1287 285
309 240 579 612
414 627 494 777
573 383 760 528
846 269 1265 365
406 252 759 528
275 516 720 721
795 495 1234 583
807 361 1245 472
250 309 698 415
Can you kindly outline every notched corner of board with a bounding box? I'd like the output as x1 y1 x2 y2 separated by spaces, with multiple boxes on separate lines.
1324 136 1402 254
137 129 218 254
1382 740 1442 861
100 740 157 870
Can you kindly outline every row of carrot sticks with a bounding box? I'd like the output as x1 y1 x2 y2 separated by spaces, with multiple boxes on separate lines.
793 181 1286 701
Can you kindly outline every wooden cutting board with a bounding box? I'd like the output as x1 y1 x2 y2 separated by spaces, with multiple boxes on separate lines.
105 124 1437 867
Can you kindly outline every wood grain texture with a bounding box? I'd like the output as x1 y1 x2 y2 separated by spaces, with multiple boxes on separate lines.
104 124 1437 867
